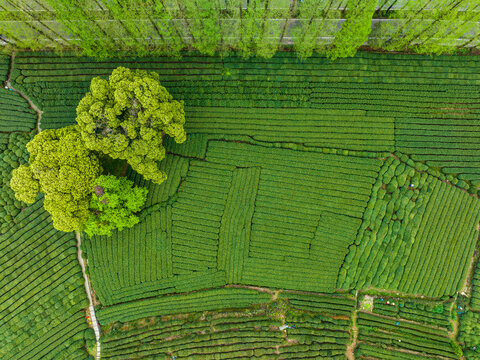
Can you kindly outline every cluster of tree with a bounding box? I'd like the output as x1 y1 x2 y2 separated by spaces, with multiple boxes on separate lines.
2 0 480 59
327 0 378 60
370 0 480 55
10 67 186 235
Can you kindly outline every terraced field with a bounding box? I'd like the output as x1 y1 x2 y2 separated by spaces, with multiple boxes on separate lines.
0 198 90 359
472 262 480 311
357 311 456 359
100 292 355 360
2 50 480 358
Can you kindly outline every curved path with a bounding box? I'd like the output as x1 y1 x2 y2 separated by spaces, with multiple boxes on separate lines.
5 51 42 132
76 231 101 360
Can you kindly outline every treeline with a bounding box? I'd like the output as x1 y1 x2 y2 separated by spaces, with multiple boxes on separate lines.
1 0 480 58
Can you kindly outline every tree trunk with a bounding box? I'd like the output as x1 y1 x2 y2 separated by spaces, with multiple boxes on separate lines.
94 185 104 197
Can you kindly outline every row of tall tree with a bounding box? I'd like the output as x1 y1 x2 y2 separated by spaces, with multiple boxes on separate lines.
1 0 480 58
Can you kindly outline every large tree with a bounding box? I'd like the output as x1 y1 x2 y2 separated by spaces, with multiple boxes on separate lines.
326 0 377 60
82 175 148 237
75 67 187 185
10 125 102 232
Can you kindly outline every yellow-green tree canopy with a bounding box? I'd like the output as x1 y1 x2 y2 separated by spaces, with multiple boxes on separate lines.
76 67 187 184
10 165 39 204
10 125 102 232
83 175 148 237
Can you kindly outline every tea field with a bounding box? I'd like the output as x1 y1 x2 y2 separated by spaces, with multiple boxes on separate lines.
2 50 480 359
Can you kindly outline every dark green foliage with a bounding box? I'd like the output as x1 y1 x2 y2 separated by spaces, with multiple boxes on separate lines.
163 133 209 159
14 50 480 173
126 154 189 208
83 175 148 237
339 157 480 297
372 297 452 329
0 199 89 359
204 142 379 292
218 167 260 284
0 131 34 234
396 116 480 184
84 328 96 350
101 308 284 359
83 206 176 305
458 311 480 360
472 259 480 311
355 343 441 360
285 312 351 356
100 295 354 359
96 288 272 324
0 55 9 80
0 89 37 132
98 153 127 178
357 311 457 359
280 292 356 317
451 340 464 358
17 51 480 313
2 49 480 360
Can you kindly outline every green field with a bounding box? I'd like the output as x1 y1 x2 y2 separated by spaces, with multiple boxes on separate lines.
2 50 480 359
0 198 89 359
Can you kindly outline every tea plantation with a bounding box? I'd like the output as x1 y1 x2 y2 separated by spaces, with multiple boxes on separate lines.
2 50 480 359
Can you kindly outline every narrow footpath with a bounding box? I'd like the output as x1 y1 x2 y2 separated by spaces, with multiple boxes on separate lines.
76 231 101 360
5 51 42 132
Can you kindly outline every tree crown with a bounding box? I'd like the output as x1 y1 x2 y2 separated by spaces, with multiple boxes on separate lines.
76 67 187 184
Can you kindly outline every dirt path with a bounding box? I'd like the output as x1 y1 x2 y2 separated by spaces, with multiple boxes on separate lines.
346 291 359 360
225 284 276 295
346 310 358 360
76 231 101 360
5 51 43 132
362 287 440 300
449 299 459 338
461 255 476 297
